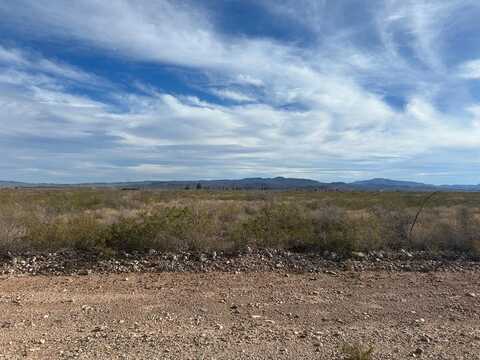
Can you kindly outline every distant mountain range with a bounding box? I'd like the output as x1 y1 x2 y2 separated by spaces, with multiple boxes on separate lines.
1 177 479 191
0 181 31 187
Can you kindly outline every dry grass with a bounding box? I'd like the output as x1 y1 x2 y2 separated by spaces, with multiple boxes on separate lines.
0 188 479 256
341 342 374 360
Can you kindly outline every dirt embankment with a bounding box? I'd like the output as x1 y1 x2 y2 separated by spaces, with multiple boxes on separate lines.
2 249 480 276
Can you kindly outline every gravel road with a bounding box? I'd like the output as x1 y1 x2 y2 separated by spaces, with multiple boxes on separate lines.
1 271 479 359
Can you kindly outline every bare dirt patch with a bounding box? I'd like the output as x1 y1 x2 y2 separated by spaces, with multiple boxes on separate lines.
1 271 479 359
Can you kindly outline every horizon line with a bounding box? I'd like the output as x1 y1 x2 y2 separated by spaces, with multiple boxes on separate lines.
1 177 478 187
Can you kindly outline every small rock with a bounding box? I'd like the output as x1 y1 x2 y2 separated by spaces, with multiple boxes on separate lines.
401 249 413 258
415 318 426 325
324 270 337 276
412 347 423 357
352 251 366 259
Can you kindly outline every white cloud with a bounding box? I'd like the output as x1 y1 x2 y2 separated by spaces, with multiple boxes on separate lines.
0 46 28 65
128 164 190 175
211 89 255 102
0 0 229 69
235 74 264 87
459 59 480 79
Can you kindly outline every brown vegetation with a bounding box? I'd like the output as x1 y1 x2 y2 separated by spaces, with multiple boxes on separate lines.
0 188 479 257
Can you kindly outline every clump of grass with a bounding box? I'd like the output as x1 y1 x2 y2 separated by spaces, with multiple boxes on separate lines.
341 342 374 360
371 206 412 249
23 213 110 252
310 207 381 254
412 206 480 255
0 204 29 253
227 202 315 250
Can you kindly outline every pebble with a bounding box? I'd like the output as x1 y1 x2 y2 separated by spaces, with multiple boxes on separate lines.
412 347 424 357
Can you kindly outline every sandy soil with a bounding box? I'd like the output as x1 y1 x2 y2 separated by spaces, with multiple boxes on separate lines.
1 271 479 359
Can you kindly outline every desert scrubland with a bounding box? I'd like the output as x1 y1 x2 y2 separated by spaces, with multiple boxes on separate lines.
1 189 480 359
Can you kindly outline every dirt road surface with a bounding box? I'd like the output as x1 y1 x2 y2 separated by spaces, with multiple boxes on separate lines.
1 271 479 359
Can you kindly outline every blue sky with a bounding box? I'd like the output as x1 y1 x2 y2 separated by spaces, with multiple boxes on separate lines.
0 0 479 184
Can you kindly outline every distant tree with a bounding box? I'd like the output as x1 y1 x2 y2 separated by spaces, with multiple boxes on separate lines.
196 183 202 190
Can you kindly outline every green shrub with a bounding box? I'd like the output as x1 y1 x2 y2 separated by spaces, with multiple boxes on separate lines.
371 207 411 249
311 208 355 253
106 214 157 251
228 203 315 249
23 213 109 252
106 206 219 252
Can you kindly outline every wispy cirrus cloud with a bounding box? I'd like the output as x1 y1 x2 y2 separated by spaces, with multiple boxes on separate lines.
0 45 99 84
